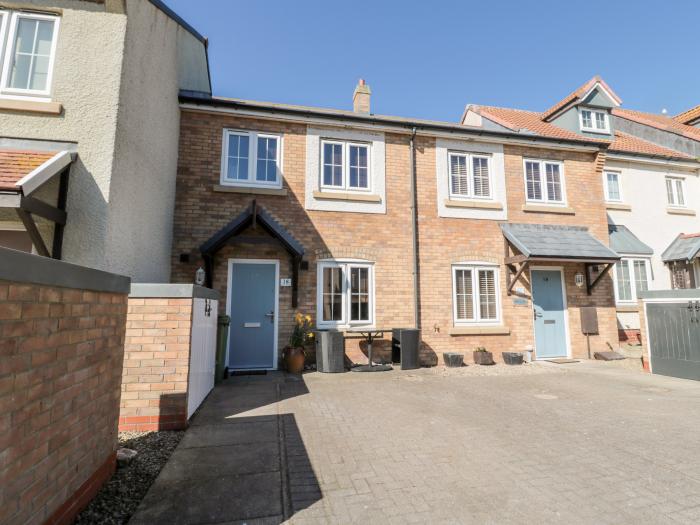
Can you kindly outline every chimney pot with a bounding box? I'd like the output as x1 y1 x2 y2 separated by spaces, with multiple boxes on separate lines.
353 79 371 114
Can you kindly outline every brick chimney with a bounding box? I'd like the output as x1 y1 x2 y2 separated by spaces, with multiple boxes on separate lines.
353 79 371 114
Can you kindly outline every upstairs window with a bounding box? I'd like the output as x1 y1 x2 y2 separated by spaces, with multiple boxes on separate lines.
0 11 60 97
524 160 565 205
580 109 610 133
614 258 649 303
604 171 622 202
221 130 282 188
452 264 500 325
448 152 492 199
666 177 686 207
321 140 371 191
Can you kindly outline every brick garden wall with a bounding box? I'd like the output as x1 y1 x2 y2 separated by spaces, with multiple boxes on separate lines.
0 250 129 525
119 296 193 431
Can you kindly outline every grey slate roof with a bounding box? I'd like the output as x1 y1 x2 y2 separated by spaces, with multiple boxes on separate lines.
608 224 653 255
501 223 619 261
662 234 700 262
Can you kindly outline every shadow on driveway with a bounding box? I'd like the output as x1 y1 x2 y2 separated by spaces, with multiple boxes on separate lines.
129 372 320 524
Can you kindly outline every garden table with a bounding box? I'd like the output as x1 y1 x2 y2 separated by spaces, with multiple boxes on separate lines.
346 328 393 372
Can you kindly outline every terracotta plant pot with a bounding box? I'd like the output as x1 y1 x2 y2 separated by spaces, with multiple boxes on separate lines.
284 346 305 374
473 350 495 366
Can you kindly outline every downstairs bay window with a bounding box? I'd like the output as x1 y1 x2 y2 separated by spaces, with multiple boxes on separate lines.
452 264 500 325
317 261 373 327
614 258 650 303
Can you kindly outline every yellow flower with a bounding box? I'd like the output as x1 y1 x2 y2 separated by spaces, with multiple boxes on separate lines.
305 314 312 323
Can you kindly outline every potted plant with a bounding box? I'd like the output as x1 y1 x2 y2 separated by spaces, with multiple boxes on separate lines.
473 346 495 365
283 313 314 373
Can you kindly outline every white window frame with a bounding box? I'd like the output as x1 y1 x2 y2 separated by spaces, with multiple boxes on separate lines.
320 139 372 192
0 11 60 100
316 260 375 328
579 108 610 133
451 263 501 326
603 170 622 202
523 159 567 206
613 257 651 304
665 176 686 208
447 151 493 200
220 129 283 189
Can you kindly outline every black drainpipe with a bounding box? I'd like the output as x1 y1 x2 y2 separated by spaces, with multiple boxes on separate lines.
409 127 420 329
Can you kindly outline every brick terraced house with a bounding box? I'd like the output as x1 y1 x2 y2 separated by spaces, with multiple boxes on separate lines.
171 80 638 368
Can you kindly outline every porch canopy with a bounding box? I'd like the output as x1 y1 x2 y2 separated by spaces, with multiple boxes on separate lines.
199 200 305 305
0 149 75 258
501 223 620 295
608 224 653 256
662 233 700 263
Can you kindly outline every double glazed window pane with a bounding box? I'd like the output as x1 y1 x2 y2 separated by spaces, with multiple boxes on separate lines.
616 261 632 301
581 110 593 128
450 154 469 196
349 145 369 189
633 260 648 294
606 172 620 201
545 163 562 202
9 17 55 91
455 269 474 320
227 134 250 180
675 180 685 206
322 267 343 321
525 161 542 200
350 267 369 321
472 157 490 197
666 178 685 206
323 143 343 187
595 112 606 130
256 137 278 182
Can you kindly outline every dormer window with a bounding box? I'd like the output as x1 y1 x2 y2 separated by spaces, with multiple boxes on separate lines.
0 11 60 99
580 109 610 133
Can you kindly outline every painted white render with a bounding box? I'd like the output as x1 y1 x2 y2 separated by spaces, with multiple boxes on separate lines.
606 157 700 329
0 0 209 282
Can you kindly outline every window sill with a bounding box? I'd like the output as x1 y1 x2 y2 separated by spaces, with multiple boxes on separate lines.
606 202 631 211
313 190 382 203
449 325 510 336
580 128 611 135
616 305 639 313
522 204 575 215
667 207 696 216
0 98 62 115
444 198 503 210
213 184 287 196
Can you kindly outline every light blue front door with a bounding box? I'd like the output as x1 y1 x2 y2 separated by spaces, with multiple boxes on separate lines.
228 262 277 370
531 269 568 359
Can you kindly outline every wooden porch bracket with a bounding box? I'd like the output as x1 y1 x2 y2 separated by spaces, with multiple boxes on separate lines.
585 262 614 295
504 237 530 295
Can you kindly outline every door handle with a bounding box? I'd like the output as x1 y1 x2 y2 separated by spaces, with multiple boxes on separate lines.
265 310 275 323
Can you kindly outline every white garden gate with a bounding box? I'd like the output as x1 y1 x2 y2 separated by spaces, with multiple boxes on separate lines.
187 297 218 418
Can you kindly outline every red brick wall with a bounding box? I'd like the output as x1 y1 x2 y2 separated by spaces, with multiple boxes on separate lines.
0 280 127 525
172 110 617 365
119 297 193 431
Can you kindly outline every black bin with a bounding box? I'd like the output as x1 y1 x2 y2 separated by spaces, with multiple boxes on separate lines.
315 330 346 373
391 328 420 370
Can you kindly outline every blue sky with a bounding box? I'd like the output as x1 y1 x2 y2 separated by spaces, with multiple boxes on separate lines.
165 0 700 122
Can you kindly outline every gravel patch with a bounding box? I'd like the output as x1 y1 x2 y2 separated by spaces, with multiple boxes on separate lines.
75 430 184 525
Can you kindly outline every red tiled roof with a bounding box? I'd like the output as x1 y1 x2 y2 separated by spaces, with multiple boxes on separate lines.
613 108 700 142
542 76 622 121
681 232 700 239
475 105 610 144
674 104 700 125
609 131 693 160
0 149 55 191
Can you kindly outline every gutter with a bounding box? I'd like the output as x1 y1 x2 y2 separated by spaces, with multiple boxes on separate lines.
409 127 420 330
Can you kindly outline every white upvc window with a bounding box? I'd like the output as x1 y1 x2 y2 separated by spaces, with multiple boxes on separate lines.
320 139 371 191
221 129 282 188
524 159 566 205
579 108 610 133
317 260 374 328
604 171 622 202
0 11 60 99
614 258 650 303
452 264 500 325
448 151 492 199
665 177 686 207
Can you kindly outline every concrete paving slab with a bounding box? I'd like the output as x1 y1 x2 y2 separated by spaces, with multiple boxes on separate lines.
179 420 279 448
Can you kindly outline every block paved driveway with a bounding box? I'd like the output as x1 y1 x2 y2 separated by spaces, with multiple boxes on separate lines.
130 362 700 524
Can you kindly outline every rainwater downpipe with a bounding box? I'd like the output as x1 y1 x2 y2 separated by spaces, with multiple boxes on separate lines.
409 127 420 329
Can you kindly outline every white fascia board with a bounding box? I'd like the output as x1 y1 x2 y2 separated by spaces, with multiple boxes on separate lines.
15 150 74 196
606 153 700 171
180 104 603 153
